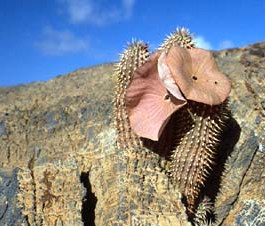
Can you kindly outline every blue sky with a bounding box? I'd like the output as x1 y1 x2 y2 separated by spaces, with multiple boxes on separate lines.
0 0 264 86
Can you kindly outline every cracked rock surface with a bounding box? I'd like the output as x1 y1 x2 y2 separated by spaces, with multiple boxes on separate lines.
0 42 265 225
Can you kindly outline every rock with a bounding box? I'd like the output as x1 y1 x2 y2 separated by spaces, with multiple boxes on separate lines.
234 200 265 226
0 168 25 226
0 42 265 225
212 42 265 225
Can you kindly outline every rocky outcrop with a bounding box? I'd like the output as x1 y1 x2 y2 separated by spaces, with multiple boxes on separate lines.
213 42 265 225
0 64 114 226
0 42 265 225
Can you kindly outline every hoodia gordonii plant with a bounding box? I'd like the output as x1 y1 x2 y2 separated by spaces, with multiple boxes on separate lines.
114 28 231 223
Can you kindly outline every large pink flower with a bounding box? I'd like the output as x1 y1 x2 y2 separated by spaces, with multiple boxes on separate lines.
165 46 231 105
126 51 187 141
126 46 231 141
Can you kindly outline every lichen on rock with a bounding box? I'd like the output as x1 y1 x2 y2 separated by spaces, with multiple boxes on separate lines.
0 32 265 226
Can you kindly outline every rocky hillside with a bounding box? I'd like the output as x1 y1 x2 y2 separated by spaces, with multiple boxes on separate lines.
0 42 265 225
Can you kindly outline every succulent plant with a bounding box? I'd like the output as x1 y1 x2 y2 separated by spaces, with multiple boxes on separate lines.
114 28 231 222
113 41 149 149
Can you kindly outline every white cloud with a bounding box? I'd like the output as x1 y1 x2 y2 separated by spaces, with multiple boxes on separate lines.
59 0 135 25
218 40 234 49
35 27 88 56
123 0 135 18
193 36 213 50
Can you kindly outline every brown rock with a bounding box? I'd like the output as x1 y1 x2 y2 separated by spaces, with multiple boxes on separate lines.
0 41 265 225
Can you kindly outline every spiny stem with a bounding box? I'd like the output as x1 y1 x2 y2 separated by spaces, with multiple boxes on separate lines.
113 41 149 149
160 27 195 52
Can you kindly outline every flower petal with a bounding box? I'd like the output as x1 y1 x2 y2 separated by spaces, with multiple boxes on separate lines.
166 46 231 105
126 51 187 141
158 51 186 101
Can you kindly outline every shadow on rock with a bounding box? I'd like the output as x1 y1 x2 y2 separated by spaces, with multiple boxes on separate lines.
204 116 241 212
80 172 97 226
